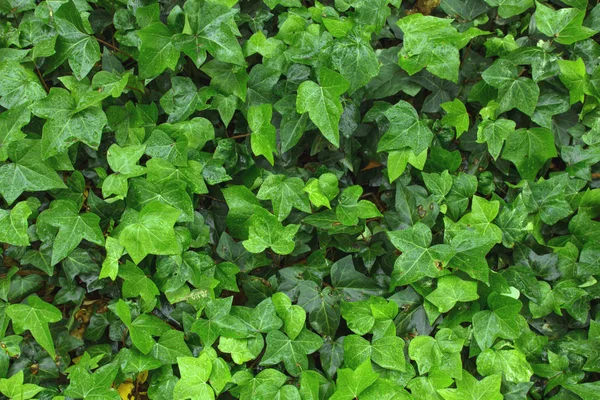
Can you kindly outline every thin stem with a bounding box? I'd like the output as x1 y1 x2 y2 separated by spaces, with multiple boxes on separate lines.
35 64 50 93
95 38 135 60
229 133 251 139
201 194 225 203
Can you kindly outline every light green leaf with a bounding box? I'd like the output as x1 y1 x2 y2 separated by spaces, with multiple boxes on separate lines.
296 67 349 147
426 275 479 313
118 261 160 310
557 58 588 104
30 87 107 159
116 201 181 264
408 328 464 378
502 127 557 181
249 103 277 166
387 222 456 287
174 355 215 400
476 118 515 160
331 28 380 93
335 185 382 226
448 196 503 244
472 293 529 349
0 61 46 109
441 99 469 137
0 371 44 400
37 199 104 265
222 185 262 239
522 174 573 225
344 334 406 372
201 60 248 101
175 0 244 67
152 330 193 364
484 0 533 18
497 77 539 116
260 329 323 377
137 22 180 79
50 1 101 80
0 201 32 246
242 212 299 255
303 173 339 209
377 100 433 155
535 1 597 45
477 348 533 383
100 236 124 281
272 292 306 340
6 295 62 359
329 358 379 400
0 105 30 162
437 370 503 400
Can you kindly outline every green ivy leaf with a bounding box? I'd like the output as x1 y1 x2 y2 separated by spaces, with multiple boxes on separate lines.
535 1 597 45
0 201 32 246
0 61 46 109
116 201 181 264
37 199 104 265
260 329 323 377
257 174 311 221
477 348 533 383
30 88 107 159
426 275 479 313
441 99 469 137
437 370 503 400
473 293 529 349
377 100 434 155
501 127 557 181
329 358 379 400
174 354 215 400
476 118 516 160
522 174 573 225
243 212 299 255
296 67 349 147
303 173 339 210
137 22 180 79
387 222 456 287
248 103 277 166
272 292 306 340
484 0 533 18
343 334 406 371
335 185 381 226
408 328 464 378
175 0 244 67
0 371 44 400
49 1 101 80
331 28 380 93
118 261 160 311
6 295 62 359
557 57 588 104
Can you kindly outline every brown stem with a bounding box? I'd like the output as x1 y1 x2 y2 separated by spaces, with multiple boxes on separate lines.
0 270 48 279
125 85 145 94
95 38 135 60
229 133 251 139
200 194 225 203
34 64 49 93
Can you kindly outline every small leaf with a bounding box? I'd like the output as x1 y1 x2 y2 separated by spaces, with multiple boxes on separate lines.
296 67 349 147
502 127 557 180
441 99 469 137
6 295 62 358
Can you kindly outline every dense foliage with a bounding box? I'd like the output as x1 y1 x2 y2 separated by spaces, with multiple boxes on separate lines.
1 0 600 398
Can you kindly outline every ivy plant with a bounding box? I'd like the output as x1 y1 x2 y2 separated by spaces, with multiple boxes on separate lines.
0 0 600 398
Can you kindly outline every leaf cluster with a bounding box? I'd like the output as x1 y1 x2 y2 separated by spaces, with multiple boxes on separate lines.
0 0 600 399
